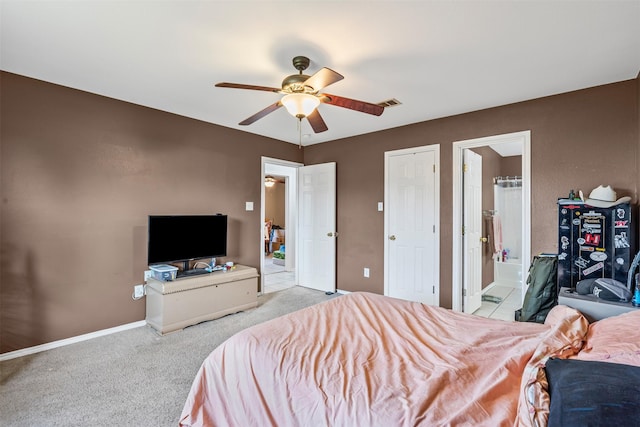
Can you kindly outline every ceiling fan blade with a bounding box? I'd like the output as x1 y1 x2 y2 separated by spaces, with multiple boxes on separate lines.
239 101 282 125
215 82 282 93
303 68 344 92
306 109 328 133
319 93 384 116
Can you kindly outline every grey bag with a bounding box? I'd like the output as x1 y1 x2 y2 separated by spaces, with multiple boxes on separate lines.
576 278 632 302
519 255 558 323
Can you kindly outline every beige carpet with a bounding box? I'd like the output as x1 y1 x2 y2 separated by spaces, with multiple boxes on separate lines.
0 286 339 426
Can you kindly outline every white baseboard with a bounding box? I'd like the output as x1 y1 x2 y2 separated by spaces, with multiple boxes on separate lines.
0 320 147 362
336 289 351 295
482 282 497 294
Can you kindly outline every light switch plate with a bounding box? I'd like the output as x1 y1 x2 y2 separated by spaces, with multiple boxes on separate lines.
246 202 254 211
377 202 383 211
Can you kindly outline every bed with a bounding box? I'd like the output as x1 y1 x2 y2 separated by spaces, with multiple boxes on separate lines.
179 292 640 427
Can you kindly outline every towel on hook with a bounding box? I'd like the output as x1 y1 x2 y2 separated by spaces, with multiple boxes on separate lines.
493 214 503 255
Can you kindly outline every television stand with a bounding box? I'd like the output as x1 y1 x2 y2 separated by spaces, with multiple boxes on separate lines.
145 265 258 334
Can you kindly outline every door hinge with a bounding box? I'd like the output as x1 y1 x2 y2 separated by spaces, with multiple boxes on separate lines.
433 224 435 233
462 225 465 235
432 285 435 294
463 288 467 297
463 163 468 173
432 164 436 173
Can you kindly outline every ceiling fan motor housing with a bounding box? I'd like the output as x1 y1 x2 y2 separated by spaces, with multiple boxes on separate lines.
282 74 313 93
282 56 314 93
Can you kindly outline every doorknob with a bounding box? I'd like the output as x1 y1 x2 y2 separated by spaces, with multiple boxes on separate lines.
480 237 488 243
389 235 396 241
327 232 339 237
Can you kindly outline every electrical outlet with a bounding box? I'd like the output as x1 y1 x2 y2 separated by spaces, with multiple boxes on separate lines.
134 284 145 299
144 270 153 281
364 267 370 278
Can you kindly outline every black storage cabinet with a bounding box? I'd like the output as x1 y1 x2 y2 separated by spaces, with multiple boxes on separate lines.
557 199 633 290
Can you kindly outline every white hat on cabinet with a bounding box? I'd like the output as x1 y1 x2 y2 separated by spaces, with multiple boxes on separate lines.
585 185 631 208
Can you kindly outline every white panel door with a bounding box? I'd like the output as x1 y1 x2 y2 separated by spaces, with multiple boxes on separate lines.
386 149 438 305
297 162 336 293
463 149 483 313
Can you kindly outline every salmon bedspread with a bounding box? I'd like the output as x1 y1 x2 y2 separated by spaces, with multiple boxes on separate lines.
180 292 588 427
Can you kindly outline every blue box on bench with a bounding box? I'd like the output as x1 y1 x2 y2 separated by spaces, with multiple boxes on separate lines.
149 264 178 281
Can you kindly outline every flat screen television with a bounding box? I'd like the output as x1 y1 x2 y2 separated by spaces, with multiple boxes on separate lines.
147 215 227 269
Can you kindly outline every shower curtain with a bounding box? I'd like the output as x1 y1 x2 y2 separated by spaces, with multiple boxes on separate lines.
494 177 522 260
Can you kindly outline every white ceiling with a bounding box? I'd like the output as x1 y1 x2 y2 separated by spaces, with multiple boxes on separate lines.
1 1 639 146
490 141 522 157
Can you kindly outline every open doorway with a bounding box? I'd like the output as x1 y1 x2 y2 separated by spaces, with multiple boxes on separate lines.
261 158 302 294
452 131 531 315
264 174 290 291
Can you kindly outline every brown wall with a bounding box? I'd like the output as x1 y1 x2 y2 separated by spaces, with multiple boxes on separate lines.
0 72 303 353
501 156 522 177
2 72 638 354
304 79 639 308
265 181 286 228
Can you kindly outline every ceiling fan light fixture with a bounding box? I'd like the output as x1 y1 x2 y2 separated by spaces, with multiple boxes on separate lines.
281 93 320 118
264 176 277 187
216 55 383 133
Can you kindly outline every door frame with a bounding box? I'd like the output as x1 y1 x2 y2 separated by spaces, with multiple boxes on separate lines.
451 130 531 312
384 144 441 305
260 157 303 294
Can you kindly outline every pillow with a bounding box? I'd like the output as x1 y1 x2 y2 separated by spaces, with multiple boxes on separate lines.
545 358 640 427
573 310 640 367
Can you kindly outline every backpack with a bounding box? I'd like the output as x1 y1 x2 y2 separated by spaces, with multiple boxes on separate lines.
519 255 558 323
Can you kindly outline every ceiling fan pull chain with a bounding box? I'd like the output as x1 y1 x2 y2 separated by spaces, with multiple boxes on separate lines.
298 118 302 149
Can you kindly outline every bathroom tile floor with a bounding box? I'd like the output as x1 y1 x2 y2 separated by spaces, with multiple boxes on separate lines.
474 285 522 321
263 254 296 294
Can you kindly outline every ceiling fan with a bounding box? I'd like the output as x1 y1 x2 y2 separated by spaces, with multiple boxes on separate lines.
215 56 384 134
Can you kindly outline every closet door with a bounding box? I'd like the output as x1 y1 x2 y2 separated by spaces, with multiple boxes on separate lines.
385 146 439 306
